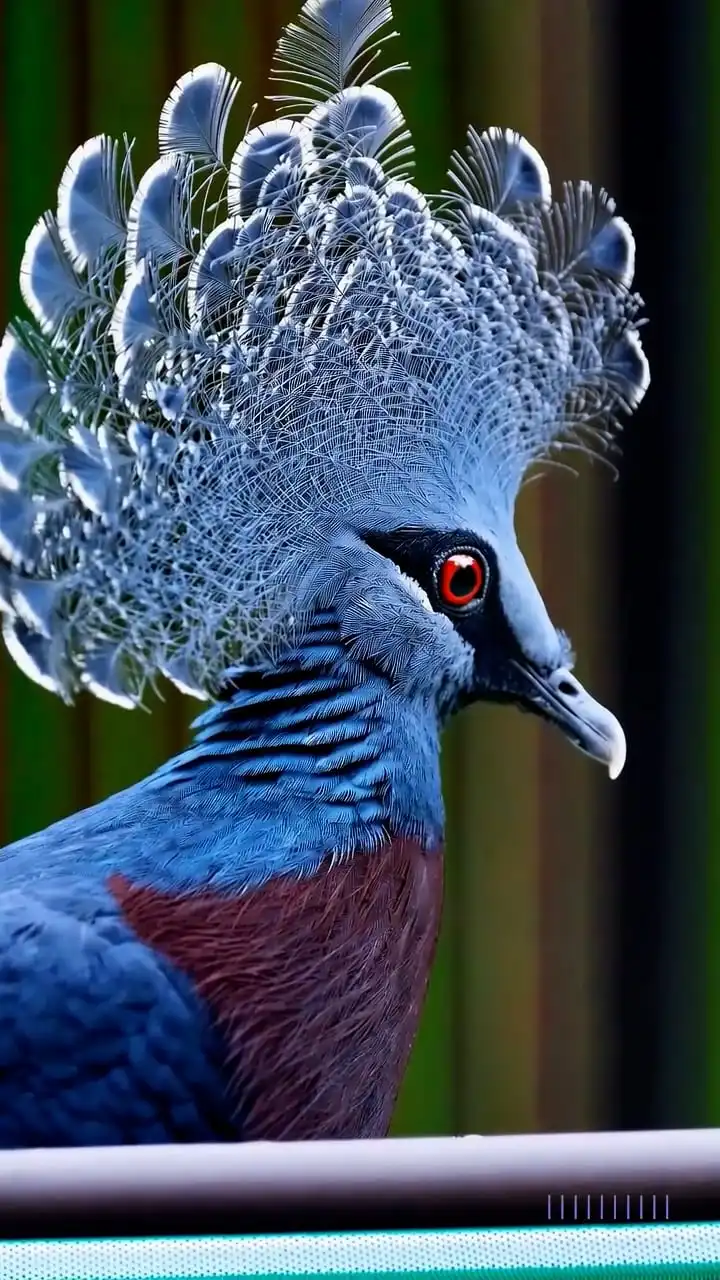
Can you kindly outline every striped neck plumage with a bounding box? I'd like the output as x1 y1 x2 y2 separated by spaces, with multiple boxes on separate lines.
159 611 446 864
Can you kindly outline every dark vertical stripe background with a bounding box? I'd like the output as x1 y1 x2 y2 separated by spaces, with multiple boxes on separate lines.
612 0 708 1131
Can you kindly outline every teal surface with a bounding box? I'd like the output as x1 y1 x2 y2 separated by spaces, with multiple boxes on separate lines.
1 1225 720 1278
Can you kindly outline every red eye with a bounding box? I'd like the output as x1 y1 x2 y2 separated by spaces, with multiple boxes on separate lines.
438 552 486 607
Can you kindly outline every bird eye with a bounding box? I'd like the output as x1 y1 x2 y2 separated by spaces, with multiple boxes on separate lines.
437 551 486 608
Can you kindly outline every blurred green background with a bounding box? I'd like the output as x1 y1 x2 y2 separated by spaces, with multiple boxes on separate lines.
0 0 708 1137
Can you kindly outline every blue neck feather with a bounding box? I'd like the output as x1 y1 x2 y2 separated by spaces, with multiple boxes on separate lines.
3 613 445 892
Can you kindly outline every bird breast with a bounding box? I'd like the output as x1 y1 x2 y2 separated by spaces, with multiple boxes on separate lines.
109 838 443 1139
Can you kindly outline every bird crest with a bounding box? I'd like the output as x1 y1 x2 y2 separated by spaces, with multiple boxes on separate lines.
0 0 648 710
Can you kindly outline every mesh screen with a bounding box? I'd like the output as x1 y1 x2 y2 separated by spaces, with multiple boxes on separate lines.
1 1225 720 1279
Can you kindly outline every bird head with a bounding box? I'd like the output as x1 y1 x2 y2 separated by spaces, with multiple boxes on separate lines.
0 0 647 784
351 519 625 777
301 467 627 777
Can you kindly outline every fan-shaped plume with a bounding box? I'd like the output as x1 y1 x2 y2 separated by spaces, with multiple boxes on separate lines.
0 426 54 492
186 219 243 321
449 126 551 216
227 121 310 217
59 426 119 518
306 84 406 165
19 216 89 337
158 62 241 166
159 656 207 699
604 329 650 409
521 182 635 286
0 333 48 430
82 644 137 709
0 492 43 566
111 258 184 361
2 615 61 694
0 0 649 708
10 577 60 639
270 0 402 112
126 155 194 270
57 136 127 272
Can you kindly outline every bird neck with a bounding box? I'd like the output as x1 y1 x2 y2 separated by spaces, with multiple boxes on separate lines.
154 611 445 884
0 614 445 894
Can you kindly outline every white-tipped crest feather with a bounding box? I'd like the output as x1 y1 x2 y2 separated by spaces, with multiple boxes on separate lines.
20 216 87 336
57 135 127 271
126 154 194 270
158 62 240 165
0 333 48 430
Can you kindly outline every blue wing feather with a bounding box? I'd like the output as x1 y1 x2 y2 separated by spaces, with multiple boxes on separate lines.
0 879 238 1147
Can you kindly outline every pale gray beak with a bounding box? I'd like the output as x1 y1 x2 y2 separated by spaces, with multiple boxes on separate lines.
510 662 627 779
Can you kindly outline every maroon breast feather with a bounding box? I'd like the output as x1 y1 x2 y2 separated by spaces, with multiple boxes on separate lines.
109 838 443 1140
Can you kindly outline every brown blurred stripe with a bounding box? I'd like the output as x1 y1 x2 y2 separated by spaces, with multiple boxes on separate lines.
535 0 612 1132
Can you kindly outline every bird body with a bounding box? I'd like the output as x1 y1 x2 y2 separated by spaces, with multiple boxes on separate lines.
0 618 444 1144
0 839 441 1145
0 0 648 1146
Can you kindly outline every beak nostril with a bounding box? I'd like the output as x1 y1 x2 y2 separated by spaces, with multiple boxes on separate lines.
557 679 577 697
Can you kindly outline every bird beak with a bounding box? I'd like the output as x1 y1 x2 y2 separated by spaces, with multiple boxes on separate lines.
508 661 626 779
